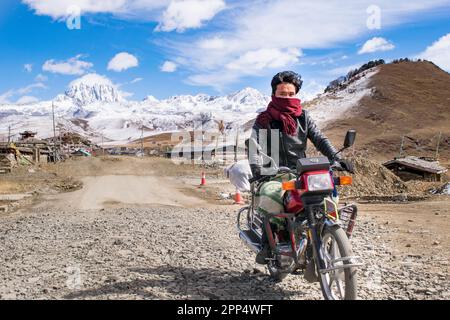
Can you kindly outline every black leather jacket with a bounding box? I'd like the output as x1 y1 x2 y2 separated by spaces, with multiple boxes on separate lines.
249 109 340 176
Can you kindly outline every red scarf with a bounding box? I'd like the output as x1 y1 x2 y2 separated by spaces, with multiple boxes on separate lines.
255 96 302 136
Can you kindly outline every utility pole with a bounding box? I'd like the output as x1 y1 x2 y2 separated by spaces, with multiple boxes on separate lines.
102 134 105 156
140 125 144 156
214 132 220 162
52 102 57 162
7 125 11 144
398 135 405 158
435 131 442 160
235 129 239 163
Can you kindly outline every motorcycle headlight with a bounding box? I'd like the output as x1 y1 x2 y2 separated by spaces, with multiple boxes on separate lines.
307 173 333 191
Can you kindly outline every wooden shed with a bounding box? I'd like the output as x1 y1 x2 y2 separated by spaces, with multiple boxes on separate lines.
383 156 448 182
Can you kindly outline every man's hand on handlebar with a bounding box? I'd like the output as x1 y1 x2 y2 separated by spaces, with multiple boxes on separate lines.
333 159 355 173
249 166 295 184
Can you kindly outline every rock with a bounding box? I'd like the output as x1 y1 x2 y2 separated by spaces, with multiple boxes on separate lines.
405 244 412 248
252 268 263 274
425 288 438 295
432 241 440 246
219 192 231 200
113 239 124 245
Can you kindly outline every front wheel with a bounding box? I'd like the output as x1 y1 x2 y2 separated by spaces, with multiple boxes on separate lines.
318 225 358 300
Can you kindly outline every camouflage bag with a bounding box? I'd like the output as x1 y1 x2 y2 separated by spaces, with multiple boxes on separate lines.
255 173 296 229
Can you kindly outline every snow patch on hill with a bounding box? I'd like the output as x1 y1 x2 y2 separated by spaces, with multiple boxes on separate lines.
305 68 379 128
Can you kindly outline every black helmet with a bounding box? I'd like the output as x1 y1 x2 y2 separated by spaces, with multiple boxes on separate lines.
271 71 303 95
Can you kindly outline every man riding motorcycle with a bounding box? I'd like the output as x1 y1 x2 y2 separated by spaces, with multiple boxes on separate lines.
248 71 354 264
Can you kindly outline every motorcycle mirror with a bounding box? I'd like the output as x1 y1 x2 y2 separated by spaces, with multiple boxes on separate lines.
343 130 356 148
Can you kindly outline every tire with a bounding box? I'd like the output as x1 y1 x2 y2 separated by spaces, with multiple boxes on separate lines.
317 225 357 300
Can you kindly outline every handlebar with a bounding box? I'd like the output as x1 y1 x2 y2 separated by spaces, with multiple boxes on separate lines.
330 162 345 172
249 163 349 184
249 167 295 184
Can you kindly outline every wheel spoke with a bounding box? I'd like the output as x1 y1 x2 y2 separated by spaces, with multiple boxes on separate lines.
319 227 356 300
324 235 344 300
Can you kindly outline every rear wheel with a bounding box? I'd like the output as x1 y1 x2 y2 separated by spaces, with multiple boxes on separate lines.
317 225 357 300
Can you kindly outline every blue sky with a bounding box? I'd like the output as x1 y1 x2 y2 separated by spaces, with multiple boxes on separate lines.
1 0 450 104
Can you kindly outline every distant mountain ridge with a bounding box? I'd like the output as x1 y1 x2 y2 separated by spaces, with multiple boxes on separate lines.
0 78 271 144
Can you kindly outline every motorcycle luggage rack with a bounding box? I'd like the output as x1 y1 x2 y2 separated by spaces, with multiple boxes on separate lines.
237 206 263 254
236 206 250 231
338 204 358 238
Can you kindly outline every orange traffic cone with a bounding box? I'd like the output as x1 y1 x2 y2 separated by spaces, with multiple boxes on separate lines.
234 188 244 204
200 172 206 186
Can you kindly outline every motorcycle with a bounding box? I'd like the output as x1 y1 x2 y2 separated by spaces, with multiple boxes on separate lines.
237 130 363 300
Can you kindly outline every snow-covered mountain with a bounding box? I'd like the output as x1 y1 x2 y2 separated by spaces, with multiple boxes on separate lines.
65 73 123 106
0 75 270 145
0 65 382 146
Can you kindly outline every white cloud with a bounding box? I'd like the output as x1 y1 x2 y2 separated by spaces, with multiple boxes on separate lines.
130 77 143 84
22 0 172 20
0 82 46 104
358 37 395 54
155 0 226 32
22 0 450 91
24 64 33 72
120 91 135 98
186 72 240 91
107 52 139 72
299 80 326 102
160 61 178 72
418 33 450 71
16 96 40 104
35 74 48 82
17 82 47 95
226 48 302 74
163 0 450 90
198 37 226 50
0 90 14 104
69 73 115 87
42 55 93 75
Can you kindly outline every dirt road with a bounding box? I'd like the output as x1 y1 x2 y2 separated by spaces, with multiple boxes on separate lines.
34 175 207 210
0 157 448 300
1 200 449 300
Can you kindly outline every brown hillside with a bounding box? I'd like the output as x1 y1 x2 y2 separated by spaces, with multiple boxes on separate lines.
322 61 450 166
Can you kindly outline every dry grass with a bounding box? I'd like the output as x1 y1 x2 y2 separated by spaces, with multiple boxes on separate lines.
322 61 450 168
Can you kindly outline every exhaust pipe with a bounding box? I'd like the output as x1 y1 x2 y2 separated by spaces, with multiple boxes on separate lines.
239 230 262 253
